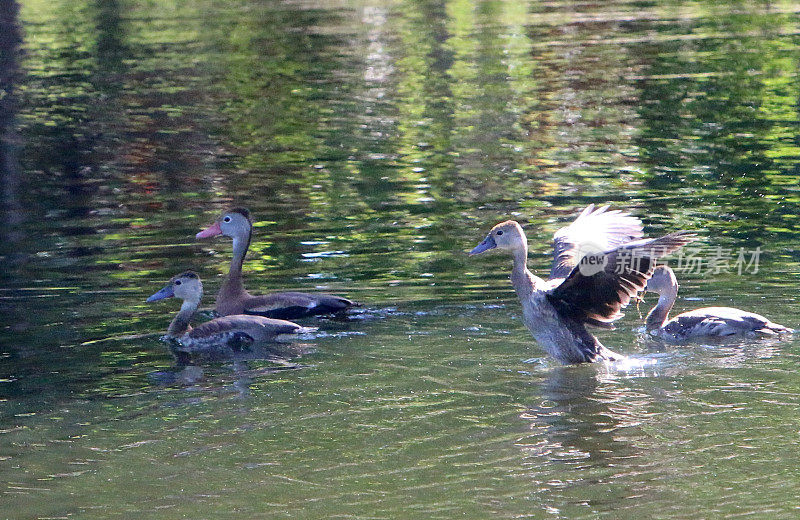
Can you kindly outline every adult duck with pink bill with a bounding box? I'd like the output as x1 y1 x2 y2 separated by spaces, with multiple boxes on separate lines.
196 208 358 320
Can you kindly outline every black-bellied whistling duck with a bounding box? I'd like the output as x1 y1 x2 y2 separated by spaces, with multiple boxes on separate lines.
196 208 357 319
146 271 309 350
469 205 696 364
644 265 792 341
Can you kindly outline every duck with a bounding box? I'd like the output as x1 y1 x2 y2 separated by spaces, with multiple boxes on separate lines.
644 265 792 340
196 208 357 319
146 271 310 352
469 205 696 364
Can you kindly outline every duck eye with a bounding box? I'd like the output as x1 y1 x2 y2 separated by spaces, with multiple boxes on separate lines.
223 216 231 223
174 280 182 286
496 230 503 236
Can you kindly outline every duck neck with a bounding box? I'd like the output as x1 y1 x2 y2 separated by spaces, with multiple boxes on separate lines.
221 228 251 298
230 228 251 277
646 288 677 331
167 299 198 337
510 244 535 294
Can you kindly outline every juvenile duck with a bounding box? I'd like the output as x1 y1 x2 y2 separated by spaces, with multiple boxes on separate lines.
470 205 696 364
644 265 792 340
147 271 308 350
196 208 357 319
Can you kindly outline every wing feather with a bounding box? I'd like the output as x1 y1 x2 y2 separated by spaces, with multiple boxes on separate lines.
551 204 644 279
244 291 356 319
187 315 300 339
547 231 697 326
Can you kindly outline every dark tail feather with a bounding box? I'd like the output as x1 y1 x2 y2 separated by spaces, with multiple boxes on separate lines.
627 230 699 259
758 322 793 335
577 334 625 363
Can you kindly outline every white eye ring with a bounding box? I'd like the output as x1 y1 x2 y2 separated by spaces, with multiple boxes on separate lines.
223 216 231 223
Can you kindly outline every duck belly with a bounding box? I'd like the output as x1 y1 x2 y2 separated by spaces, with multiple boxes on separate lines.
177 330 250 352
520 296 602 364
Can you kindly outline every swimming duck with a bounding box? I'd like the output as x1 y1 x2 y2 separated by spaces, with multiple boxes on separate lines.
469 205 696 364
644 265 792 340
146 271 309 351
196 208 357 319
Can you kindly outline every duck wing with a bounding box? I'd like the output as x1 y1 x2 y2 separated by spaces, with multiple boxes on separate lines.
547 231 697 326
187 315 301 339
550 204 644 280
243 292 356 320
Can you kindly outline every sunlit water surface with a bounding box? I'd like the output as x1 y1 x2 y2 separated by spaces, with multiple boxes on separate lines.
3 0 800 517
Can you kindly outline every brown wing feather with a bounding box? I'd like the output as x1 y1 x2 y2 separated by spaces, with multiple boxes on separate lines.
187 315 300 339
245 293 316 313
547 231 697 325
244 291 356 319
551 204 644 280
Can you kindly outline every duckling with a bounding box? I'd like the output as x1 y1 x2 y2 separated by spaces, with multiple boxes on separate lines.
470 205 696 364
644 265 792 340
196 208 357 319
146 271 309 352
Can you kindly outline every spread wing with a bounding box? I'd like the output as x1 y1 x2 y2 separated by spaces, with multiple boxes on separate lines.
547 231 697 326
550 204 644 280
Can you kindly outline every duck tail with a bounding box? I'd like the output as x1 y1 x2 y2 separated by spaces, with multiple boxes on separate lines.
569 327 625 364
758 322 794 335
595 343 625 362
576 334 625 363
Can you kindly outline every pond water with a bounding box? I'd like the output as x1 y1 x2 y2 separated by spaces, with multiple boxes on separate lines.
3 0 800 517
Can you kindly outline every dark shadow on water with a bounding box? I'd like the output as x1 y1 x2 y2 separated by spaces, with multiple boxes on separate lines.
0 0 23 249
147 339 314 395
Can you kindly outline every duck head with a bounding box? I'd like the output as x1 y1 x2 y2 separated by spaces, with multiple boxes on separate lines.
147 271 203 304
644 265 678 295
196 208 252 240
469 220 526 255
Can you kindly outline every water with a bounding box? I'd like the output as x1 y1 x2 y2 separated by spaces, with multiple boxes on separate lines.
3 0 800 517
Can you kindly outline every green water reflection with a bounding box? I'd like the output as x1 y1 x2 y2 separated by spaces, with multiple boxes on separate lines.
2 0 800 517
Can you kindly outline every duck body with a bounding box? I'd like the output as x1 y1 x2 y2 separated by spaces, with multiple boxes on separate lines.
645 266 792 341
197 208 357 319
217 282 355 320
181 313 305 348
519 284 615 364
509 260 616 364
470 205 696 364
654 307 792 341
147 272 308 354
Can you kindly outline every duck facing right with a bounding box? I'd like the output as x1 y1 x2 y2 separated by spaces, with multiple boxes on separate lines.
644 265 793 341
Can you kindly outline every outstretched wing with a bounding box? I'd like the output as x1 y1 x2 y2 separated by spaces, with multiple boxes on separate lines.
547 231 697 326
550 204 644 280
